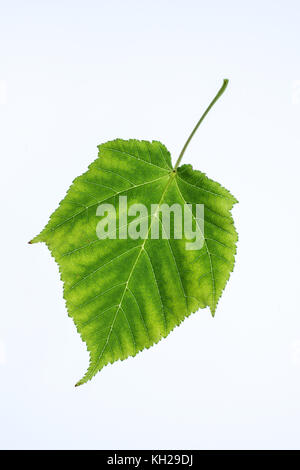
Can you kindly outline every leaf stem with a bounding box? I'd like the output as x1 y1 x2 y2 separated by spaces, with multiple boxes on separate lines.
174 79 229 169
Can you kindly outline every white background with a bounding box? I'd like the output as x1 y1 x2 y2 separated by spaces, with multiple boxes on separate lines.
1 0 300 450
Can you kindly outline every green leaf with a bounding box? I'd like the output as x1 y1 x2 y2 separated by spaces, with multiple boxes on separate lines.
30 80 238 386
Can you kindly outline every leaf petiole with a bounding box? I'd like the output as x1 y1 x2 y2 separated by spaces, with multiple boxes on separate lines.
174 79 229 169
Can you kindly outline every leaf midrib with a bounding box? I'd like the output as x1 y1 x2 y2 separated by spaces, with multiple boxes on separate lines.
86 171 178 379
77 167 220 382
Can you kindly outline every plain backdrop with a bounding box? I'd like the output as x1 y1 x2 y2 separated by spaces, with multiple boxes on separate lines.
1 0 300 450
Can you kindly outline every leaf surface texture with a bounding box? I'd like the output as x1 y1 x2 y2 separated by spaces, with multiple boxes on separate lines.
32 139 238 385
